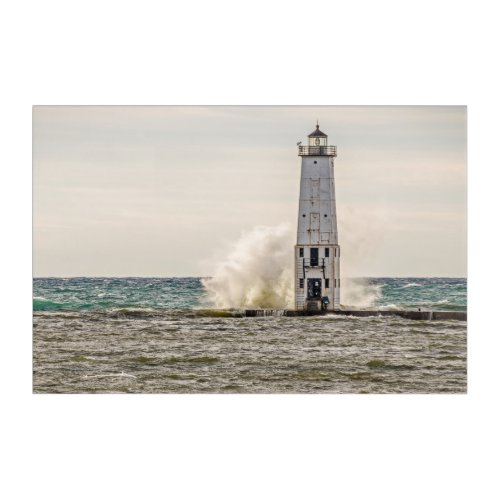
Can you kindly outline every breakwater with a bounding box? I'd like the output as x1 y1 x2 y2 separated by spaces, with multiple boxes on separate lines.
245 309 467 321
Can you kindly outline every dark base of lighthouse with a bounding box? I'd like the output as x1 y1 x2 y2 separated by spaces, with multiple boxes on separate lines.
244 309 467 321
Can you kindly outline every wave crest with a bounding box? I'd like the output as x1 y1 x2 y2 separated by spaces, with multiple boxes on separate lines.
202 224 294 309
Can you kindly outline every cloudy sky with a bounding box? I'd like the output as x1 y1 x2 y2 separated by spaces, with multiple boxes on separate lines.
33 106 466 277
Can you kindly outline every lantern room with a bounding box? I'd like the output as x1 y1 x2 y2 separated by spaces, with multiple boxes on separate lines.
298 123 337 157
308 124 328 147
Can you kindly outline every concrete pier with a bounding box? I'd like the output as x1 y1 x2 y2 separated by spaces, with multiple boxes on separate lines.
244 309 467 321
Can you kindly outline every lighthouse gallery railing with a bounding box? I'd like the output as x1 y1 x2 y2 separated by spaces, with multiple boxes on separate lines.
298 145 337 157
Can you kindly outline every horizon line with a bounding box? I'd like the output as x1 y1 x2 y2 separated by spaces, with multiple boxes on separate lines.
33 275 468 279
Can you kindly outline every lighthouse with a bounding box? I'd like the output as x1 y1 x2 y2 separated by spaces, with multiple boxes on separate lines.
295 124 340 311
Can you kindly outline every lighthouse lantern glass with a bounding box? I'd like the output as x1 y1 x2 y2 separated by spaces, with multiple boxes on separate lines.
308 135 327 147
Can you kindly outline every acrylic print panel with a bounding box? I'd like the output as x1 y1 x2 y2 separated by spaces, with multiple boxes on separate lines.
33 105 467 394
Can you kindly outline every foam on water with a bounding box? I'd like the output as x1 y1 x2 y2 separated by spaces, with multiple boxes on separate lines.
378 304 402 311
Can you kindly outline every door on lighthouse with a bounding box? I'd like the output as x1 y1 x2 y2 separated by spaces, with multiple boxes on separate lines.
310 213 320 243
310 247 319 266
307 278 322 300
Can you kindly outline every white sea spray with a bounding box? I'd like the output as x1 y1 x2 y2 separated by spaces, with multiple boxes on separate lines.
342 279 382 308
202 224 295 308
337 206 387 308
202 223 382 309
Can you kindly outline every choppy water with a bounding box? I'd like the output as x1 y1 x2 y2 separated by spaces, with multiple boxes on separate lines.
33 277 467 393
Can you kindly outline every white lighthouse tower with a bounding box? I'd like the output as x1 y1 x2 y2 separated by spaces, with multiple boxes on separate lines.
295 124 340 312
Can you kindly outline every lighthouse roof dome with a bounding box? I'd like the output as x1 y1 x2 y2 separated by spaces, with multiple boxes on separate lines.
308 124 328 137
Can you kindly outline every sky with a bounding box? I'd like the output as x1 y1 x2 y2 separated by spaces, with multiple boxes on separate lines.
33 105 467 277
